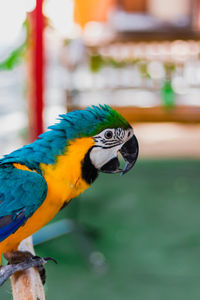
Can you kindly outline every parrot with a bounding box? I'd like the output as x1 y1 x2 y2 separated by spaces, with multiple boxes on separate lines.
0 105 138 285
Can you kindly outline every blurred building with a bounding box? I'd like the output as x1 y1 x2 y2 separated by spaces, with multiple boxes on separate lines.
0 2 200 300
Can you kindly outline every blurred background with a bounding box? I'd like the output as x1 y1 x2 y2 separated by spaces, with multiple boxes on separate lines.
0 0 200 299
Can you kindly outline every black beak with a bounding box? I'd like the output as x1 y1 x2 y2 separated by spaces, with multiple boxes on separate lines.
100 135 139 175
100 157 120 174
119 134 139 175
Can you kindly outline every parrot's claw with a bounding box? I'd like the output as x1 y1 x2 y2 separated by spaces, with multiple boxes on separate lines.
0 251 56 286
32 256 57 284
43 256 57 264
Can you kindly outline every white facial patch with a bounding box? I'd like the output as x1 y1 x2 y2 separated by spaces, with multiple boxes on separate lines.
90 144 121 169
90 127 134 169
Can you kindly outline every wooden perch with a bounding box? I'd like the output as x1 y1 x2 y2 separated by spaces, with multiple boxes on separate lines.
10 237 45 300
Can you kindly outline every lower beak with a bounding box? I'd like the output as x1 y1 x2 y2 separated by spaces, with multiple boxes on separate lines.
100 135 139 175
119 134 139 175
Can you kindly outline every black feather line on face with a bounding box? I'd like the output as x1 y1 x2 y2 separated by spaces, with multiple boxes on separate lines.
94 128 125 147
81 148 98 185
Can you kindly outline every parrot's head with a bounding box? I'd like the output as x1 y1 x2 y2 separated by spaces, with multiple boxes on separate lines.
87 106 138 176
60 105 138 183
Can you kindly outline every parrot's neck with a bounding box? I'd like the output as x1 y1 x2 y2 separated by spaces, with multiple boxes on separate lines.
39 137 97 207
81 148 98 184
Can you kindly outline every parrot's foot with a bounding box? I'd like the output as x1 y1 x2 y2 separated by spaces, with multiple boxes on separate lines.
0 251 57 286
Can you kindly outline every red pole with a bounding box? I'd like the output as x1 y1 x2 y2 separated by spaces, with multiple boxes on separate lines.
27 0 44 142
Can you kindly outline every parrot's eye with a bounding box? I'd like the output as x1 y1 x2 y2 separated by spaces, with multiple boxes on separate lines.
104 130 113 139
127 131 131 137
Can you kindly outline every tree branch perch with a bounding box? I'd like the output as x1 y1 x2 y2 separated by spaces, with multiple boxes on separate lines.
10 236 45 300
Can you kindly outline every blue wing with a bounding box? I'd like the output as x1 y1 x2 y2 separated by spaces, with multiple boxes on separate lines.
0 164 47 242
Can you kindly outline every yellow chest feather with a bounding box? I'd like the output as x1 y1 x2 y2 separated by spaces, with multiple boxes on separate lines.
0 137 94 253
40 137 94 206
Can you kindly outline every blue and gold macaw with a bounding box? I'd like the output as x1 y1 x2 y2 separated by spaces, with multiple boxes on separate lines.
0 105 138 285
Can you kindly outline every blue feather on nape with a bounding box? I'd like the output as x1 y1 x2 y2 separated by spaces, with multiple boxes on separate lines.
0 105 130 168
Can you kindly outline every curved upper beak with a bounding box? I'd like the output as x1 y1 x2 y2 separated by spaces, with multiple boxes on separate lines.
119 134 139 175
100 134 139 175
